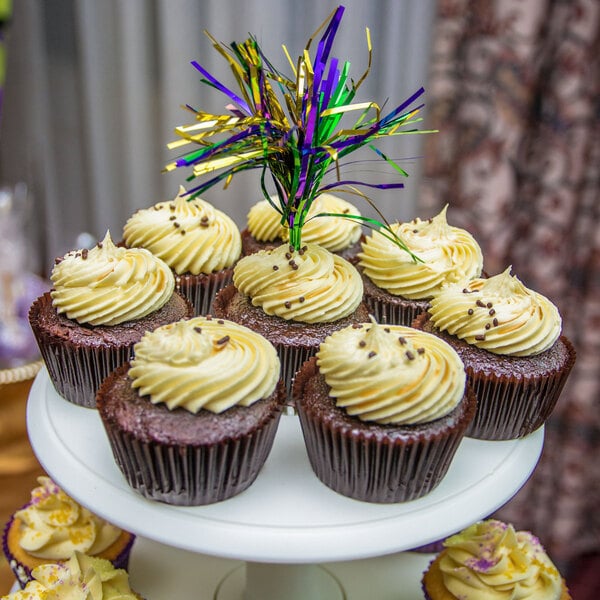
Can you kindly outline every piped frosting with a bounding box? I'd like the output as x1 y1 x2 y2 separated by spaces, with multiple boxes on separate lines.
233 243 363 323
316 318 466 424
129 316 280 414
428 267 562 356
247 193 362 251
123 185 241 275
358 205 483 299
439 519 564 600
51 231 174 326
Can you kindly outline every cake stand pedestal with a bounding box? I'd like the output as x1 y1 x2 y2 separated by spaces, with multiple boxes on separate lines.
26 370 544 600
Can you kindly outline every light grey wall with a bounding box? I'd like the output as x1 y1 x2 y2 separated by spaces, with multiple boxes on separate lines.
0 0 436 273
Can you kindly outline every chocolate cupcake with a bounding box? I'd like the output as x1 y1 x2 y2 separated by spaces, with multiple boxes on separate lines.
123 185 242 316
293 320 476 503
241 193 363 261
422 519 572 600
3 551 145 599
357 206 483 326
96 316 285 506
414 267 576 440
3 476 135 589
213 243 370 399
28 232 193 408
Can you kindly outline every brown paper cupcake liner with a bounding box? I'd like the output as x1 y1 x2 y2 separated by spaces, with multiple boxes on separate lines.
176 268 235 317
34 336 133 409
2 509 136 589
102 410 281 506
294 358 476 503
464 336 576 440
363 293 429 327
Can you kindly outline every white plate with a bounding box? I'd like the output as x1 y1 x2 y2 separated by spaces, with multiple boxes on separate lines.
27 369 543 564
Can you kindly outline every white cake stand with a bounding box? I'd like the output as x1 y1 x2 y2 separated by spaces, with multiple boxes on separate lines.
27 369 544 599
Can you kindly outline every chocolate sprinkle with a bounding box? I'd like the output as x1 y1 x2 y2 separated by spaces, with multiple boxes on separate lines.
405 350 415 360
493 318 499 327
476 299 486 308
194 327 202 334
273 265 279 271
81 249 88 260
489 308 496 316
299 296 305 303
368 351 377 358
216 335 230 345
475 334 486 341
417 347 425 354
398 337 407 345
468 308 474 315
359 340 367 347
173 222 180 228
169 215 176 221
285 252 292 259
284 301 292 309
217 319 224 325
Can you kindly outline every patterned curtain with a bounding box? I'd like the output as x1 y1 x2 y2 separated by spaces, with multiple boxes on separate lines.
420 0 600 571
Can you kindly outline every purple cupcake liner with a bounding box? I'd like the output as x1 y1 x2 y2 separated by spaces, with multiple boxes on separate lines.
465 336 577 440
3 509 136 589
102 410 282 506
363 293 429 327
176 268 235 317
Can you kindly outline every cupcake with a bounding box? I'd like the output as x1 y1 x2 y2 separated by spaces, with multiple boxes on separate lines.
422 519 571 600
123 185 241 315
241 193 363 260
96 316 285 506
357 205 484 326
2 477 135 589
28 232 193 408
2 551 144 599
292 319 476 503
213 242 370 398
413 267 576 440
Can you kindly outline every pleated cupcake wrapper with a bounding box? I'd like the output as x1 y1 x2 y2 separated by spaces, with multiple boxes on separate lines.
274 343 317 406
2 511 136 589
363 294 428 327
101 411 281 506
176 268 234 317
35 338 133 409
298 407 466 503
465 336 577 440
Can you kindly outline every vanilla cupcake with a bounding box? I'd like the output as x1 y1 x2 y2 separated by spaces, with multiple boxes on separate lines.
293 319 476 502
3 551 144 599
28 232 192 408
357 205 484 325
96 316 285 505
242 193 363 260
422 519 571 600
213 243 370 398
123 185 242 315
2 477 135 588
414 267 576 440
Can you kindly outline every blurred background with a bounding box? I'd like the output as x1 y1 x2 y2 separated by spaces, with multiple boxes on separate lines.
0 0 598 596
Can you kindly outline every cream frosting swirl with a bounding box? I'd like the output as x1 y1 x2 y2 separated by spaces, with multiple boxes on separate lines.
247 193 362 251
8 552 139 600
51 231 174 326
123 185 241 275
428 267 562 356
233 243 363 323
14 477 122 560
129 316 280 413
316 319 466 424
358 205 483 299
439 520 564 600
